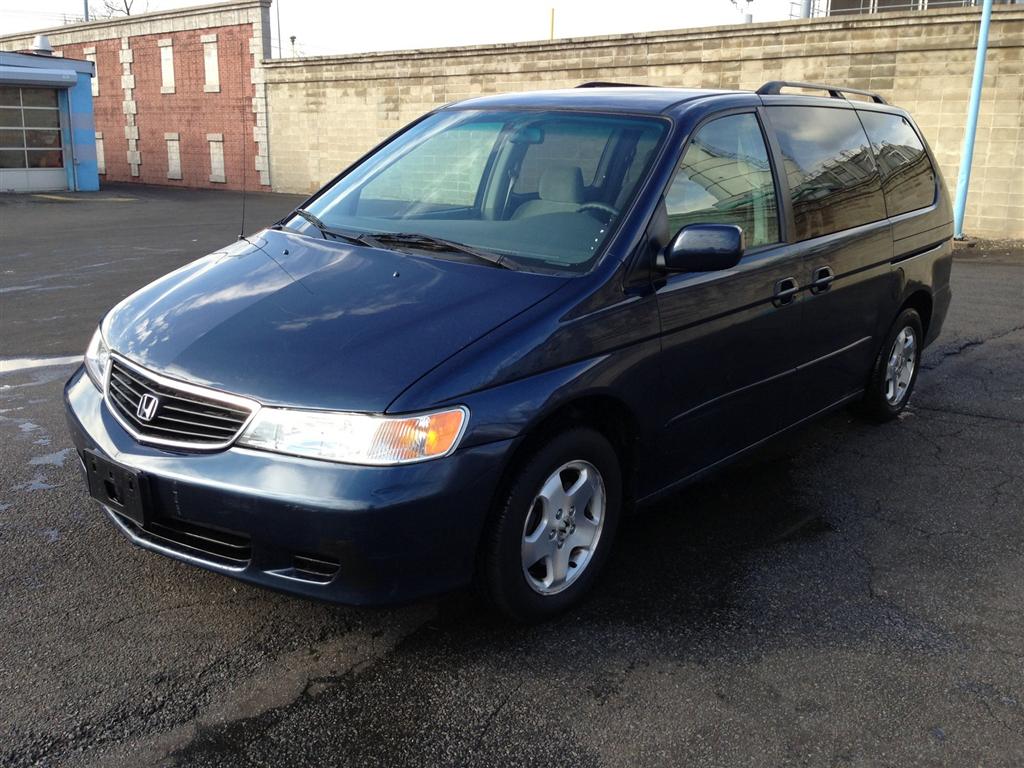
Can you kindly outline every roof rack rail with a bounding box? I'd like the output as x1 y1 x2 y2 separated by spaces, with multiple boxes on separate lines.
756 80 887 105
576 81 650 88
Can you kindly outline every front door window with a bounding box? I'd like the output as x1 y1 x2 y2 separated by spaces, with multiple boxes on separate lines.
665 112 780 249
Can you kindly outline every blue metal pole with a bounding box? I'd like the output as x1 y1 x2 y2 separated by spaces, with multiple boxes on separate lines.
953 0 994 239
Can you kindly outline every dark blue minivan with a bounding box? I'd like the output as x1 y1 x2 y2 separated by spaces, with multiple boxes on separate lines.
65 82 952 621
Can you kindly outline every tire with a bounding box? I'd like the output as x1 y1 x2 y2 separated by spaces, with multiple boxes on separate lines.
481 427 622 623
859 307 924 422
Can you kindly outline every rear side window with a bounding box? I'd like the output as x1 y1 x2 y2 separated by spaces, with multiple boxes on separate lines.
767 106 886 241
858 111 936 216
665 112 780 249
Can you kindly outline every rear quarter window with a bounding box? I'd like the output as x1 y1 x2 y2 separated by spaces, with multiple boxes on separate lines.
858 111 936 217
767 106 887 241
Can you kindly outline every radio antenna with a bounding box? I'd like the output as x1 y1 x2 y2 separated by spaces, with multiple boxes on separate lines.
238 37 248 240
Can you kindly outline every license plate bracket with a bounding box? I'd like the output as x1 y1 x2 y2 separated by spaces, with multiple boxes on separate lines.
84 450 147 526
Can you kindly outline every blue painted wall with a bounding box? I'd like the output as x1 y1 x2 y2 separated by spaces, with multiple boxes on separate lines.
66 71 99 191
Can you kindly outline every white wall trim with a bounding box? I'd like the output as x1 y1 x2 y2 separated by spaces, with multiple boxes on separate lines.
120 36 139 177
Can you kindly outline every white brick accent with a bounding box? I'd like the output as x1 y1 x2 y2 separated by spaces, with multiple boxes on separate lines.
203 37 220 92
95 132 105 175
84 51 98 96
165 134 182 180
160 43 175 94
247 9 272 187
207 135 225 183
120 36 139 177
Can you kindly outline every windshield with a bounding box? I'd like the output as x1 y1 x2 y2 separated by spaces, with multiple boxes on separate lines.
294 109 667 273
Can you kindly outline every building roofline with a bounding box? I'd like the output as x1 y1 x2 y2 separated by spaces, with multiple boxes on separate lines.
0 0 270 44
0 50 94 74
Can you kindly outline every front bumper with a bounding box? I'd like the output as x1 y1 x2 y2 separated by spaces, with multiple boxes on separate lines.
64 367 512 605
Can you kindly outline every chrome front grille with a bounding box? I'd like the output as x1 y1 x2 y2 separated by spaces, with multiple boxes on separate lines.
105 357 256 449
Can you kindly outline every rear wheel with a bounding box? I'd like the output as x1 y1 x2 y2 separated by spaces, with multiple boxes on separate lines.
481 428 621 622
859 308 923 422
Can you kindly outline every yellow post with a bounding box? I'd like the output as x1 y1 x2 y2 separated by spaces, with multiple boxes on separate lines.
550 8 555 40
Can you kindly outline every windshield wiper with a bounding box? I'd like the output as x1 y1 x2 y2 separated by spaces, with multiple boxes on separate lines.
367 232 516 270
290 209 380 248
285 215 515 269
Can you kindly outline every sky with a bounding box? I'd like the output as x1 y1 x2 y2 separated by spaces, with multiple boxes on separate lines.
0 0 801 57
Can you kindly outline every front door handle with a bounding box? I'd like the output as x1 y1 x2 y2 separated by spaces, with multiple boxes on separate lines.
810 265 835 294
772 276 799 307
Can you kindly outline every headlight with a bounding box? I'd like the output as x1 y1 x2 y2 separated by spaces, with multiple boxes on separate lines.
236 406 468 465
84 326 110 389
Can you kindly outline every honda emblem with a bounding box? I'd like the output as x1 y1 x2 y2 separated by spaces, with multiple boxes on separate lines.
137 393 160 422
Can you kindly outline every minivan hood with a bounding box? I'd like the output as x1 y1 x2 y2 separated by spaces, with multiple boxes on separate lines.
104 229 568 412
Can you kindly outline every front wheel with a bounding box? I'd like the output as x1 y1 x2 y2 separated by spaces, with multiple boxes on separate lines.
859 308 924 422
481 428 622 622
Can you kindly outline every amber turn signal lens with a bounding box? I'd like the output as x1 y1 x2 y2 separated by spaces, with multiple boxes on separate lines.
371 409 467 462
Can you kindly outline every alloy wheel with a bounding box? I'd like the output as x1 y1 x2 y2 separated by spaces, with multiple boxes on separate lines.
520 460 606 595
884 326 917 406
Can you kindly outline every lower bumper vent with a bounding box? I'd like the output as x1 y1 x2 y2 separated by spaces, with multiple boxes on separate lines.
112 511 252 568
292 554 341 583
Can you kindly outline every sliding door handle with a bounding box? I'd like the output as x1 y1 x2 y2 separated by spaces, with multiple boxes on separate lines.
810 266 835 294
772 276 799 307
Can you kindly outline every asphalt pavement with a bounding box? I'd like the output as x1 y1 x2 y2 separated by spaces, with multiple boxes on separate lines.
1 185 1023 767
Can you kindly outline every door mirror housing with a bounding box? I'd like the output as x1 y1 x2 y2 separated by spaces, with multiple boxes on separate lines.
657 224 745 273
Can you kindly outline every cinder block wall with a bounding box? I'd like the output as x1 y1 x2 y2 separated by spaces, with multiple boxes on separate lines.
263 6 1024 239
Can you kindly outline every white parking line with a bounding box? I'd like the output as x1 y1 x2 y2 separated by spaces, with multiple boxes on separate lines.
0 356 82 374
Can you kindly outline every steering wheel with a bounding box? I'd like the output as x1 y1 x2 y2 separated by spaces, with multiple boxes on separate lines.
577 202 619 221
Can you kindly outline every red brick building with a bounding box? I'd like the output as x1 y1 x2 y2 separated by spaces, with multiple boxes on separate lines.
0 0 272 190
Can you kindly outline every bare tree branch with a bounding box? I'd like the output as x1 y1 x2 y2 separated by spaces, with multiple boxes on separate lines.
89 0 148 18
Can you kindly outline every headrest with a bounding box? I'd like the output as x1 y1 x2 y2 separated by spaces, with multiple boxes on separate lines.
538 165 585 204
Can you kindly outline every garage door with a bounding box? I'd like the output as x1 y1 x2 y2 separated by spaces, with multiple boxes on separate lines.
0 86 66 192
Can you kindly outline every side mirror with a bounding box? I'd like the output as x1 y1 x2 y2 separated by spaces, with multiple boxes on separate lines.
657 224 745 273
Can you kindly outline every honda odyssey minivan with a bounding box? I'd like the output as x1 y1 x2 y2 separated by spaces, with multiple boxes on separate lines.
65 82 952 621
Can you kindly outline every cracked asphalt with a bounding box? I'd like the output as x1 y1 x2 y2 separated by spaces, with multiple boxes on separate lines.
2 185 1023 767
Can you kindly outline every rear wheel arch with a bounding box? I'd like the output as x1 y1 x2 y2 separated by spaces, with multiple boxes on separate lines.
898 289 933 340
859 305 924 422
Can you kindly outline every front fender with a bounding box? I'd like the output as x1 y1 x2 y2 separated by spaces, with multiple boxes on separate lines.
388 264 664 455
452 340 661 452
